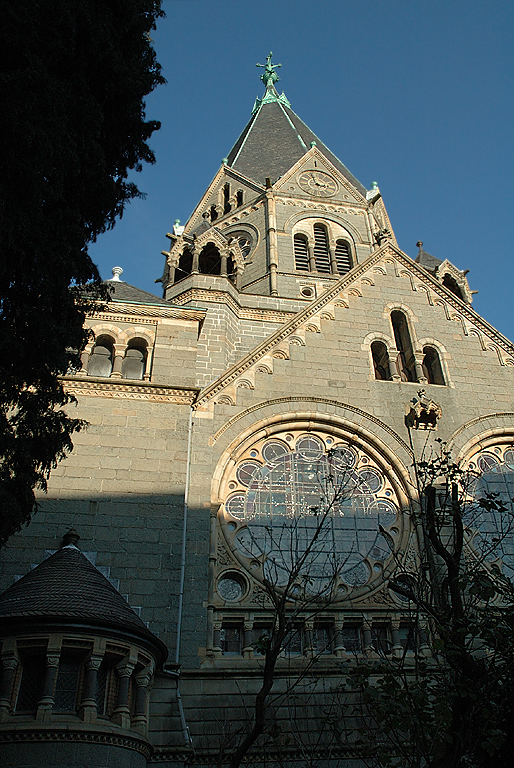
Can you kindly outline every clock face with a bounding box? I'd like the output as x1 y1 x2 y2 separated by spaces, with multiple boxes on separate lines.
298 170 338 197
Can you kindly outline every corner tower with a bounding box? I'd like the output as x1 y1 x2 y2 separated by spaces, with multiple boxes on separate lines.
162 54 395 303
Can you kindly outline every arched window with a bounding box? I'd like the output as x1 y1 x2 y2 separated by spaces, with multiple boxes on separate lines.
335 240 352 274
422 346 445 385
223 183 231 215
391 311 417 382
122 339 147 380
175 248 193 283
442 273 464 301
87 336 114 377
293 234 309 271
236 190 244 207
199 243 221 275
371 341 392 381
210 205 218 222
313 224 331 273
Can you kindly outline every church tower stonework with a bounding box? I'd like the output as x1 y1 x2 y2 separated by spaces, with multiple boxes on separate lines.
1 58 514 768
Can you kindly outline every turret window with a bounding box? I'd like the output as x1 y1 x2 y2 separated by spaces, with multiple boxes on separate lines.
294 234 309 271
175 248 193 283
199 243 221 275
53 654 83 713
422 346 445 385
15 650 46 713
236 190 244 207
391 311 417 382
335 239 352 274
371 340 392 381
87 336 114 377
313 224 331 273
122 339 147 380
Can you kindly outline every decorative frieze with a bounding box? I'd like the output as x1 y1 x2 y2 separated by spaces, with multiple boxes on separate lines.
63 378 198 404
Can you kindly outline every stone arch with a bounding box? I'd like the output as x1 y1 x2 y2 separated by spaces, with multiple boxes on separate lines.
212 408 415 508
284 211 365 244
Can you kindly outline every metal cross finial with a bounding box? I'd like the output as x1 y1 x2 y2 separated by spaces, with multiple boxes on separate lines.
256 52 282 87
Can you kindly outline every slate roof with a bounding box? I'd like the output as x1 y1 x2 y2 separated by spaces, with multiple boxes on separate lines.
415 248 443 272
106 280 171 306
0 545 161 650
227 87 367 195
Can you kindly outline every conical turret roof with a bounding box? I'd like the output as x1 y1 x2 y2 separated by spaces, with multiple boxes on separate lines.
0 543 165 656
227 84 367 195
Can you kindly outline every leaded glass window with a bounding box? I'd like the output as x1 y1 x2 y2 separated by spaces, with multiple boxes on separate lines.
219 430 404 596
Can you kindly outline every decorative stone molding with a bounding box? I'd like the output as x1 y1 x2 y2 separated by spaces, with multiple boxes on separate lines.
168 287 295 323
91 303 205 321
192 244 514 410
0 727 153 759
63 378 199 404
405 389 442 430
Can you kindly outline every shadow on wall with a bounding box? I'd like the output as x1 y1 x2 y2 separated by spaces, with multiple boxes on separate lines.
0 492 210 659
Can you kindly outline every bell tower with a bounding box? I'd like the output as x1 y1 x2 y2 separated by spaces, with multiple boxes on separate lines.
161 55 396 304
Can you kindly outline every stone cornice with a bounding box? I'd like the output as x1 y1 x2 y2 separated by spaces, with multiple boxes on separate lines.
194 243 514 408
63 377 199 404
169 288 297 324
90 302 205 321
0 726 152 758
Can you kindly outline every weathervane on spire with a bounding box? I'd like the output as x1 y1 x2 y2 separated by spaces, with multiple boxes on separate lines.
257 52 282 87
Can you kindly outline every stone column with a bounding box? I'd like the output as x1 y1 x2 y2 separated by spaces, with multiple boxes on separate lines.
111 345 124 378
112 659 135 729
79 654 103 723
143 344 153 381
333 622 345 658
265 189 279 296
36 653 60 721
414 354 428 384
242 622 254 659
80 349 90 374
391 620 402 658
307 239 316 272
329 241 338 274
304 622 315 658
167 264 176 285
362 620 373 656
0 653 18 721
220 250 228 277
132 665 153 735
213 622 222 657
388 351 401 381
191 245 199 275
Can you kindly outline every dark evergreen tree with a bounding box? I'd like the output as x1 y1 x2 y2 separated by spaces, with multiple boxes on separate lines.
0 0 164 545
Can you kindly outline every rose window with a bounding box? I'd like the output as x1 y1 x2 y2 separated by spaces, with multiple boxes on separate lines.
465 445 514 578
220 431 403 595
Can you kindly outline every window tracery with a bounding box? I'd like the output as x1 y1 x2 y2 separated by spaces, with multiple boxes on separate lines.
219 429 404 597
464 444 514 579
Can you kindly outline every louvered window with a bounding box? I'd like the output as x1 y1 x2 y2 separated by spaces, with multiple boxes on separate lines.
293 235 309 271
335 240 352 274
313 225 331 273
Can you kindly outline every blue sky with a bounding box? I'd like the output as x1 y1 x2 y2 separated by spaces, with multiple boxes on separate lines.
89 0 514 340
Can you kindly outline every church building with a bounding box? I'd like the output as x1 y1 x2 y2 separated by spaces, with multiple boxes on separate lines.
1 55 514 768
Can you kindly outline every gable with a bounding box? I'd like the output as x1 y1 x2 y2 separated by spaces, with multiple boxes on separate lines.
195 244 514 408
184 166 265 237
274 146 367 206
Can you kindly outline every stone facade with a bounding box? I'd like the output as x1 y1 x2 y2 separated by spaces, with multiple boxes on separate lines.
1 78 514 768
